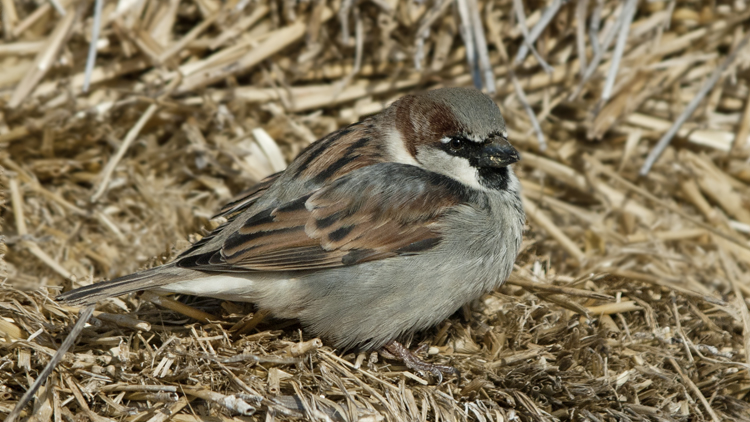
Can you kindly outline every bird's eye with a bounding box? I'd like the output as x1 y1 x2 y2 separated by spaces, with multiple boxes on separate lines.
449 138 464 151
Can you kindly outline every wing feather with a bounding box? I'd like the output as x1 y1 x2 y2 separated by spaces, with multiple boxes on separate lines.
175 163 474 272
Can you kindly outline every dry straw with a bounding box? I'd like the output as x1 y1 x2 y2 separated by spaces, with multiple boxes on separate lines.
2 0 750 421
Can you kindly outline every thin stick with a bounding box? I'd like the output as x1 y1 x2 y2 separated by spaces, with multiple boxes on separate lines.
90 103 157 202
159 11 221 63
572 1 624 99
177 7 334 93
415 0 452 42
179 386 256 415
4 305 95 422
588 0 603 57
338 0 353 45
626 112 733 152
1 0 19 36
82 0 103 92
511 0 553 73
575 0 589 77
90 73 181 202
538 292 590 316
3 157 87 216
719 249 750 373
232 309 270 335
612 269 726 306
59 305 151 331
48 0 66 16
511 73 547 151
23 242 75 280
456 0 480 89
333 8 363 95
10 174 75 279
601 0 636 103
0 317 25 340
209 5 269 50
507 277 613 300
9 2 78 108
668 358 721 422
141 291 220 323
9 175 27 236
514 0 562 65
11 3 48 38
65 376 112 422
586 155 750 251
732 87 750 153
522 196 585 264
100 384 178 393
640 31 750 175
468 0 495 93
586 301 641 315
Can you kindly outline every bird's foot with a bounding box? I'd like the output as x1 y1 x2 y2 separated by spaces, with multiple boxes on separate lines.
380 340 460 384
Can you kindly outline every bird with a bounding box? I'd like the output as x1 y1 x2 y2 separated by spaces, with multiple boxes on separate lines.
58 87 525 379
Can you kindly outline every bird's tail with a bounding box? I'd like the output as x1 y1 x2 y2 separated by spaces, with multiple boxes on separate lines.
57 265 190 306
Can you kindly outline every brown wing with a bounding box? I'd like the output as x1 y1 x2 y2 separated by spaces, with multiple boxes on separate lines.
176 163 474 272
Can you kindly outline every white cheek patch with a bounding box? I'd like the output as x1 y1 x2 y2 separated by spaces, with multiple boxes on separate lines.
387 127 421 167
415 147 483 189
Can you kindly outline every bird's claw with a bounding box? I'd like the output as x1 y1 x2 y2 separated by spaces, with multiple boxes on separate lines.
380 341 460 384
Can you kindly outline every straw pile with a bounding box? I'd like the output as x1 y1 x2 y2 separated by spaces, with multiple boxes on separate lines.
2 0 750 420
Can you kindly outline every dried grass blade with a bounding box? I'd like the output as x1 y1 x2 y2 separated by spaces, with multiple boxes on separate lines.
612 270 727 306
209 5 269 50
586 155 750 251
141 291 220 323
456 0 479 88
467 0 495 93
9 3 79 108
719 249 750 373
522 195 585 264
158 10 221 64
178 7 334 93
511 73 547 151
83 0 104 92
600 0 636 103
640 31 750 175
668 358 721 422
507 277 613 300
90 103 158 202
575 0 589 76
732 88 750 153
4 305 95 422
511 0 552 72
514 0 562 65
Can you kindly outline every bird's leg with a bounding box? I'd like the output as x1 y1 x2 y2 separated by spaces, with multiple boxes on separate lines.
380 340 460 383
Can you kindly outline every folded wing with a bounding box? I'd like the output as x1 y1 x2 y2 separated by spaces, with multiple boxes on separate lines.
58 164 472 305
176 163 471 272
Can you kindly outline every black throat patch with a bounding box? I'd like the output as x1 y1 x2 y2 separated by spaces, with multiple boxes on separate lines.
477 166 511 191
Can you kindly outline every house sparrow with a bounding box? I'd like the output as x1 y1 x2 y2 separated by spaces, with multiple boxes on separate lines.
59 87 524 378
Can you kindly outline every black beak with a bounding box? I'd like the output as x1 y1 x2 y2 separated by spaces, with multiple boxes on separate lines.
475 142 520 168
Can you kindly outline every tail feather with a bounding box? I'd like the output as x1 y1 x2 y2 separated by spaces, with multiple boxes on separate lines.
57 265 190 305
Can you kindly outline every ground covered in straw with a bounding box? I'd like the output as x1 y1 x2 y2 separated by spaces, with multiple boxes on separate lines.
2 0 750 421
